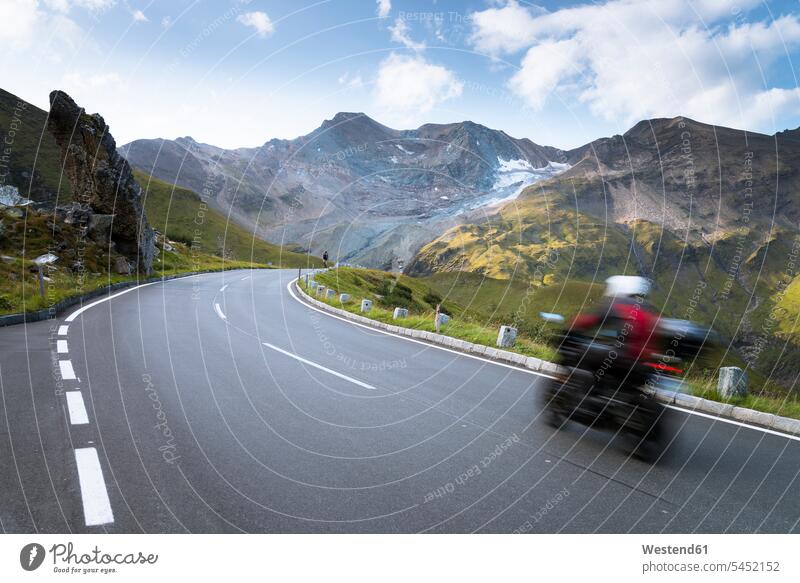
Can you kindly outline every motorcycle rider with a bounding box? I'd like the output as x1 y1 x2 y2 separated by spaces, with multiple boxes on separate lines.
569 275 660 395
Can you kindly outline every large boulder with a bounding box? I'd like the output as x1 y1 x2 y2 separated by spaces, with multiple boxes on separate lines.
47 90 155 274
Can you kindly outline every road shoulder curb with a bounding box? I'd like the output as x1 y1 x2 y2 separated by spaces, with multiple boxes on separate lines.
294 278 800 438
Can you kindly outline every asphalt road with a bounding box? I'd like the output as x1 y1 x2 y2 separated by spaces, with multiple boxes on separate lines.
1 269 798 533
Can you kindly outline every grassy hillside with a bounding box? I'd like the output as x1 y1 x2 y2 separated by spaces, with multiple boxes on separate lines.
0 205 260 315
311 267 799 418
136 170 322 269
408 183 800 389
308 267 556 360
0 88 71 203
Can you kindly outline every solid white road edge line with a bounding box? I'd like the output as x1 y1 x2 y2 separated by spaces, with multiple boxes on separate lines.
57 339 68 353
288 278 799 442
59 360 76 381
65 282 159 322
262 341 376 390
214 303 227 320
665 404 800 442
58 325 69 336
287 278 555 380
74 447 114 526
66 391 90 425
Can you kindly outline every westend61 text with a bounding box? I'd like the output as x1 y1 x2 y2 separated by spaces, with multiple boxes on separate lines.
642 544 708 555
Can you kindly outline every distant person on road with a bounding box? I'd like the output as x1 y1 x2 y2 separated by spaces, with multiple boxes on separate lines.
323 251 329 268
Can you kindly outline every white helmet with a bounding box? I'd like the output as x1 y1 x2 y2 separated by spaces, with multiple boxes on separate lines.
604 275 650 298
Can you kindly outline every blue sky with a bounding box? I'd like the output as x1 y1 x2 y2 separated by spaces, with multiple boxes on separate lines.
2 0 800 149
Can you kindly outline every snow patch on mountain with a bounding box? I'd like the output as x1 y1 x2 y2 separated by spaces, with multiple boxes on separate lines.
468 158 570 210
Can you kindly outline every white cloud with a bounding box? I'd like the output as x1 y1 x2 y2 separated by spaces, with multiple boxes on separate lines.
508 39 578 110
62 71 126 92
376 0 390 19
1 0 84 59
375 53 463 116
469 0 544 56
1 0 43 49
237 11 274 38
389 17 425 51
470 0 800 130
45 0 116 11
131 9 147 23
338 72 363 89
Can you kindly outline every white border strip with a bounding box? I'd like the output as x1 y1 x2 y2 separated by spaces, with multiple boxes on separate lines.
65 282 159 322
59 360 76 380
287 279 557 380
666 404 800 442
66 391 89 425
263 342 376 390
74 447 114 526
214 303 227 320
57 339 68 354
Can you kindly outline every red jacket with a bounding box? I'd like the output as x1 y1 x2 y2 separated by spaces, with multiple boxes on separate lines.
571 299 659 363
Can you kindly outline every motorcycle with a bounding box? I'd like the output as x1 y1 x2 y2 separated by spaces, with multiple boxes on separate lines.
537 312 672 462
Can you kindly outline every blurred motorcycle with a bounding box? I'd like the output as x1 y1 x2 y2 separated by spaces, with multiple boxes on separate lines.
538 313 714 462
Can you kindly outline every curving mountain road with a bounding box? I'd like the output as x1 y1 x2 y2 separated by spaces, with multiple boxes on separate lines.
1 269 799 533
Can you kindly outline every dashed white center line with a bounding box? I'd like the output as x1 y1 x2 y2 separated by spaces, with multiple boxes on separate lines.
214 303 227 320
262 342 376 390
58 325 69 336
220 284 228 292
59 360 76 380
241 276 250 281
57 339 68 354
74 447 114 526
65 391 89 425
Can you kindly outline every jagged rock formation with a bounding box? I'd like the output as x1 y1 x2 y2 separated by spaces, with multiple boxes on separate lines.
48 90 154 274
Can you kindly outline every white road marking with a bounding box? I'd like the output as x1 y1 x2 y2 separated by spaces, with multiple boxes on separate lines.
263 341 376 390
288 278 800 443
58 325 69 336
57 339 68 354
59 360 76 380
665 404 800 442
241 276 250 281
66 391 89 425
287 278 557 379
74 447 114 526
220 284 228 292
214 303 227 320
65 282 159 322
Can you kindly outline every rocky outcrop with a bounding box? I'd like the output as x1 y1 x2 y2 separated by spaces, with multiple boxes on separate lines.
48 90 155 274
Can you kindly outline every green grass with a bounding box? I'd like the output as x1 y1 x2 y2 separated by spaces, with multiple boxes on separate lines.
304 268 556 361
0 205 269 315
309 267 800 420
137 170 322 269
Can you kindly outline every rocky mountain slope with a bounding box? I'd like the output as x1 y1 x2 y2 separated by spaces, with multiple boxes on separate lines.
121 113 569 268
408 116 800 387
48 91 156 274
1 88 322 319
